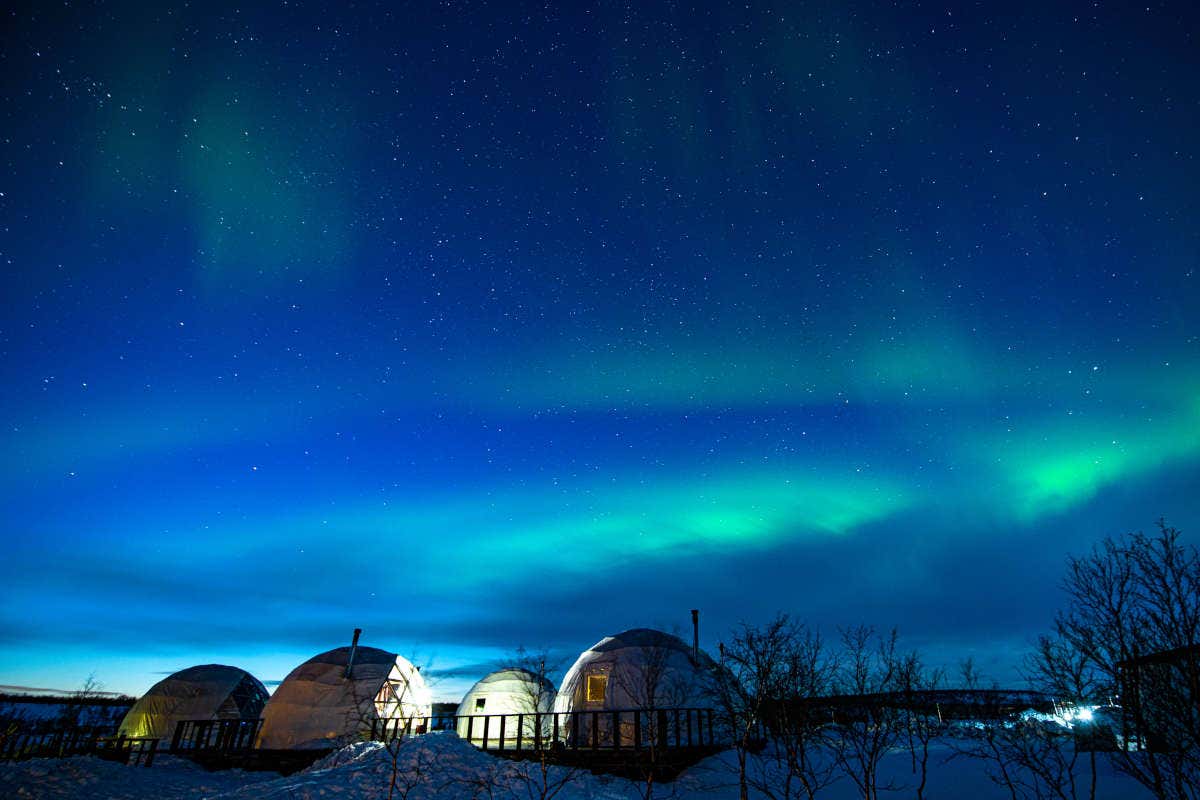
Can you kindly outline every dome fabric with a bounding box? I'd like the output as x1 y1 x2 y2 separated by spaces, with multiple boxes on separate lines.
554 628 714 746
258 646 432 749
118 664 268 740
454 668 556 745
556 628 714 713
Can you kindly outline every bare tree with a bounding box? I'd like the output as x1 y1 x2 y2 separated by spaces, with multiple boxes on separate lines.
710 614 839 800
58 673 106 728
1030 632 1101 800
709 619 781 800
948 659 1023 800
1042 521 1200 800
895 651 945 800
951 653 1098 800
344 652 436 800
382 737 443 800
509 647 560 743
610 631 694 800
963 717 1092 800
507 646 584 800
508 754 583 800
830 626 907 800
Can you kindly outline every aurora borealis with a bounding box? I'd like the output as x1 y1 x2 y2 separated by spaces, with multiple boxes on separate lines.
1 1 1197 699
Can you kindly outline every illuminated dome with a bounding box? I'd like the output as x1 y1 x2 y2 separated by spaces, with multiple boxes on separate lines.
258 645 431 749
455 668 556 745
555 628 714 717
118 664 267 740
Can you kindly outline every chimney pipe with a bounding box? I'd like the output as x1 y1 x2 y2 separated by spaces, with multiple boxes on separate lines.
345 628 362 679
691 609 699 662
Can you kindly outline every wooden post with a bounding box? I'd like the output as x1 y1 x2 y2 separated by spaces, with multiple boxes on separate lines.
467 715 475 745
483 715 490 750
499 715 506 751
590 711 598 749
516 714 523 751
633 710 642 751
612 711 620 750
552 712 559 747
686 708 693 746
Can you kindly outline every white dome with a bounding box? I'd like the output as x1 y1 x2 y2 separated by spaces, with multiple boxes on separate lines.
556 628 714 714
258 645 431 749
119 664 267 740
455 668 555 745
553 628 715 748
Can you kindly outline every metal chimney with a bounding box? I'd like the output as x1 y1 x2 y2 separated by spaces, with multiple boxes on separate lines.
344 628 362 679
691 609 700 662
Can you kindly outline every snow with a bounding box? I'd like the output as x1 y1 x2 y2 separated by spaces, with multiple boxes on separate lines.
0 754 272 800
0 731 1155 800
681 743 1153 800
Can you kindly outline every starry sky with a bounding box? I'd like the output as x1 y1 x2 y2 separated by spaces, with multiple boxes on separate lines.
1 0 1197 700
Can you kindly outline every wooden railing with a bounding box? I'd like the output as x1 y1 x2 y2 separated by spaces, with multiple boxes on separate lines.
0 728 158 766
169 718 263 752
369 707 719 752
165 707 720 757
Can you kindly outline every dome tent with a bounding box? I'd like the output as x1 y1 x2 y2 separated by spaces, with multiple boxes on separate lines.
118 664 268 740
455 668 556 746
554 628 715 747
257 645 431 749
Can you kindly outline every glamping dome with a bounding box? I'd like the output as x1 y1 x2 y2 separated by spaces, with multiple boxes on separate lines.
119 664 268 740
257 645 431 749
555 628 714 746
455 668 556 746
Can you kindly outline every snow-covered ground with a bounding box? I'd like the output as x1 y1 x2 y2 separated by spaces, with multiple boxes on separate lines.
0 753 274 800
0 731 1153 800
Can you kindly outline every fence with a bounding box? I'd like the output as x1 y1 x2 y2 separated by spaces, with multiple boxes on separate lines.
0 728 158 766
170 718 264 752
368 708 719 752
164 708 720 754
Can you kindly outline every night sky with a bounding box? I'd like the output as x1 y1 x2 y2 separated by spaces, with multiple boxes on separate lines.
1 1 1197 700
